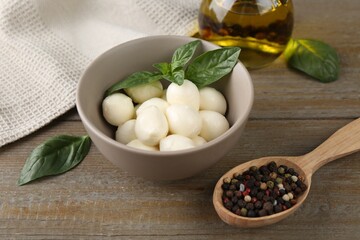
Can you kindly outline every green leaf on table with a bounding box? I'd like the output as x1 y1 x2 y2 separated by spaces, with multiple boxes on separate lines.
284 38 340 83
18 135 91 186
171 40 201 71
105 71 163 97
185 47 241 88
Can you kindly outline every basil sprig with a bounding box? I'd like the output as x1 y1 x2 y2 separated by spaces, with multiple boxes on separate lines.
185 47 240 88
104 40 241 97
284 38 340 83
18 135 91 186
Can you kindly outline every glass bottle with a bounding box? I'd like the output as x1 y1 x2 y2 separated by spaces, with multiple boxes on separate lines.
198 0 294 68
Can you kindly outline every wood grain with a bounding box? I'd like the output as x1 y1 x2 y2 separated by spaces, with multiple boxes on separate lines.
1 0 360 239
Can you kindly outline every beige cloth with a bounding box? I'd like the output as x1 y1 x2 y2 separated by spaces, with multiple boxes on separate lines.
0 0 200 147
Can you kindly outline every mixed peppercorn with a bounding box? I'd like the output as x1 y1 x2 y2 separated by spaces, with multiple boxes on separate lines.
221 161 307 218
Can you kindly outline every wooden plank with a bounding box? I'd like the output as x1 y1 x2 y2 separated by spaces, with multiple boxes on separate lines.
0 119 359 239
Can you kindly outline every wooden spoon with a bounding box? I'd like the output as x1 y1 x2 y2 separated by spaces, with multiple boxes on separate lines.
213 118 360 228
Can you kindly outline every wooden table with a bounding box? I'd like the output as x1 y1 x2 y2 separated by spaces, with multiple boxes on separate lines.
1 0 359 239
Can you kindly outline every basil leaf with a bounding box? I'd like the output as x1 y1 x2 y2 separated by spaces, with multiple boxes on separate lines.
171 40 201 71
153 62 171 75
163 69 185 85
185 47 240 88
284 39 340 83
105 71 163 96
18 135 91 186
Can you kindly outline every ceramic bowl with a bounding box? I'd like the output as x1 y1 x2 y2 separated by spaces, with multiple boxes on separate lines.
76 35 253 180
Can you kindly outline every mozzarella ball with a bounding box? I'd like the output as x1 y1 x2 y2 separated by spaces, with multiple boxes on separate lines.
125 80 163 103
115 119 136 144
102 93 134 126
199 110 230 141
160 134 195 151
127 139 158 152
136 98 169 116
191 135 207 146
166 80 200 110
199 87 227 115
166 104 202 138
135 106 169 146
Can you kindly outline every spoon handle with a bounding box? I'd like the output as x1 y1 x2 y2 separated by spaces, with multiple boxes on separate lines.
297 118 360 176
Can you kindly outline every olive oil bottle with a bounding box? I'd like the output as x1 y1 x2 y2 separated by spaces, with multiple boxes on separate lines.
198 0 294 68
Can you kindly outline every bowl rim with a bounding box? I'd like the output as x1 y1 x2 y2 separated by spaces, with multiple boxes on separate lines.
76 35 254 156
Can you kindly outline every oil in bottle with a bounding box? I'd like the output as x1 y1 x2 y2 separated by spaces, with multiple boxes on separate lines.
198 0 294 68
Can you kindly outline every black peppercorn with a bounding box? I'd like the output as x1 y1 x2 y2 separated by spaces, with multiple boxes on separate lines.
267 161 278 172
222 183 230 190
274 204 282 213
258 209 267 217
238 199 246 208
263 202 273 214
254 201 263 209
224 200 233 210
247 209 256 218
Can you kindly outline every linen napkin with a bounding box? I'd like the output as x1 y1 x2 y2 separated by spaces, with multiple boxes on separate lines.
0 0 200 147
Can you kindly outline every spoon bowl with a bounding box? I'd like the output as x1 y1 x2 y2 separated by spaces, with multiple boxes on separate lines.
213 118 360 228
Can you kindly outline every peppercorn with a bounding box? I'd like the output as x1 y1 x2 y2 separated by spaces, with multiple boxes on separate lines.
294 187 302 195
246 178 255 188
247 209 256 218
282 194 290 202
288 192 294 200
225 190 233 198
224 200 233 210
231 196 238 204
254 201 263 209
260 182 267 190
266 181 275 189
261 175 270 182
250 166 258 172
238 199 246 208
246 202 255 210
263 202 273 213
291 175 298 182
275 177 283 184
267 161 278 172
256 191 264 200
233 172 241 179
229 184 237 191
234 191 242 198
270 172 277 179
244 195 251 202
284 183 292 192
250 188 258 197
276 197 284 205
232 205 239 212
259 166 270 176
235 208 242 216
290 199 297 206
277 167 285 174
255 174 262 181
274 204 282 213
279 165 288 171
239 183 245 192
223 177 231 184
287 168 294 174
284 201 292 209
258 209 267 217
240 208 248 217
222 183 230 190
